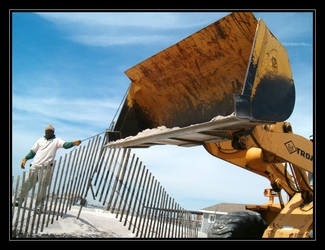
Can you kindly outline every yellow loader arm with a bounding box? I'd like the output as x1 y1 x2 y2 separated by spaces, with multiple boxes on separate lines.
204 122 313 238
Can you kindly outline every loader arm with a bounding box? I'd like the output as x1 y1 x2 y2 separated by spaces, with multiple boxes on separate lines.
204 121 313 198
204 122 314 238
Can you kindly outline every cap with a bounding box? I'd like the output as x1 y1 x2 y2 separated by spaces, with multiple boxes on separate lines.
45 124 55 132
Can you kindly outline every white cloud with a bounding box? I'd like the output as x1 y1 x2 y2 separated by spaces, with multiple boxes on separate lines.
71 34 173 47
12 94 119 128
36 12 225 30
35 12 228 47
283 42 312 47
38 12 179 29
254 12 313 42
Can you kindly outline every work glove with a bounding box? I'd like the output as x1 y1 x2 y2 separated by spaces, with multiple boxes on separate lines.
21 158 27 169
73 140 81 146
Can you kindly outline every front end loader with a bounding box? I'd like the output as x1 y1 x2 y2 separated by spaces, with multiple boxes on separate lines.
106 12 313 238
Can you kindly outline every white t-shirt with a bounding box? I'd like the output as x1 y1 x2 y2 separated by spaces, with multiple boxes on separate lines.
31 137 66 168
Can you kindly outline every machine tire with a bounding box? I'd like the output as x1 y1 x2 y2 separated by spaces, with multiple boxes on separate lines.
207 211 267 239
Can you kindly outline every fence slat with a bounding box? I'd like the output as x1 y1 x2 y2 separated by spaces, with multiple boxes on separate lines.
134 171 150 235
95 148 112 198
151 185 162 238
41 160 57 232
111 148 131 213
13 172 25 236
63 149 78 215
146 181 160 238
120 157 139 223
92 133 109 187
107 148 127 211
77 137 95 203
19 174 29 235
99 148 116 202
35 166 51 234
140 176 156 238
46 156 62 227
128 164 146 231
12 175 20 217
23 171 38 237
103 147 121 206
156 189 166 238
60 150 75 217
124 161 142 227
65 148 80 213
115 153 135 219
29 168 45 236
51 154 67 224
72 145 88 205
57 151 72 220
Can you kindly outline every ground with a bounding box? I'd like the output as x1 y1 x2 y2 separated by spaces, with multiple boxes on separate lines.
34 205 207 239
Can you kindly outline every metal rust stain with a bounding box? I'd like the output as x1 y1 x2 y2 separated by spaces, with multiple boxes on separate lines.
117 12 258 136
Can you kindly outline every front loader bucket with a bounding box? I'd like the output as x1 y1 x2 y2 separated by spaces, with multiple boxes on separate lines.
113 12 295 139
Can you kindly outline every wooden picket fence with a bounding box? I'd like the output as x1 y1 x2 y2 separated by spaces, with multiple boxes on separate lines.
11 131 199 238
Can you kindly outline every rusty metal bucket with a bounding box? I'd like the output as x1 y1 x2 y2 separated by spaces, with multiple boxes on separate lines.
113 12 295 139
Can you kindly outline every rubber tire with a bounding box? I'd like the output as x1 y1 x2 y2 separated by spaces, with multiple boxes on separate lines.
207 211 267 239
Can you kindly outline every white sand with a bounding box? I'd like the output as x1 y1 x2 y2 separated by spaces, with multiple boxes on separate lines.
108 113 236 146
111 125 180 145
35 205 207 238
13 201 207 238
35 205 136 238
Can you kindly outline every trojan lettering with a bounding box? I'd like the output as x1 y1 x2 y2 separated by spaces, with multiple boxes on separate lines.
296 147 313 162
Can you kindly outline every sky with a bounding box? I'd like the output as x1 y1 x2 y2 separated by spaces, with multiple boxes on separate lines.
11 11 314 210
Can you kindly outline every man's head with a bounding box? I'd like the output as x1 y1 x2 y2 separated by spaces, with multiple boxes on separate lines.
45 124 55 139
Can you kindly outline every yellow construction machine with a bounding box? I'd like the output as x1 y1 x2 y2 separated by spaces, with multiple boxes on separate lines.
106 12 313 238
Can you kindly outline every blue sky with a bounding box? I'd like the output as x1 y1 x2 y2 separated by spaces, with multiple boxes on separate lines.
11 11 314 210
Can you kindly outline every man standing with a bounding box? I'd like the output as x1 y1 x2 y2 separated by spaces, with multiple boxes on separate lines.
17 124 82 207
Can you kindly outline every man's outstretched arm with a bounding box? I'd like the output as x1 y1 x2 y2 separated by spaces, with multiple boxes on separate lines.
63 140 81 149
